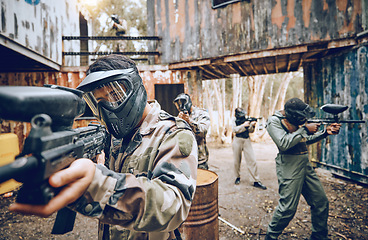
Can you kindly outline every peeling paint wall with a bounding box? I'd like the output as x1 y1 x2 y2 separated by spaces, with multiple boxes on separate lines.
148 0 365 64
0 0 81 66
304 43 368 184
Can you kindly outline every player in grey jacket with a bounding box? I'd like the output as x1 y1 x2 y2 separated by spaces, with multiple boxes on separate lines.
265 98 341 240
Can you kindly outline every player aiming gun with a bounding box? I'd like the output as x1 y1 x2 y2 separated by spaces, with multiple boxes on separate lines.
0 85 108 234
111 14 127 36
234 108 262 125
307 104 366 125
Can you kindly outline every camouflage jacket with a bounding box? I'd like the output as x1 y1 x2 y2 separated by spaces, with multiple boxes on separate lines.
69 101 198 240
189 106 210 165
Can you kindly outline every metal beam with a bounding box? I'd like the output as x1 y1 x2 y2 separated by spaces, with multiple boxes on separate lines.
62 36 161 41
286 54 292 72
262 58 269 74
232 61 248 76
207 64 228 78
63 51 160 56
224 38 357 63
169 59 211 69
248 59 259 75
224 45 308 62
198 66 222 79
224 62 239 73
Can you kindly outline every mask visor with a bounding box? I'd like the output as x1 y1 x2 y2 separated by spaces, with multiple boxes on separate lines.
83 79 132 117
174 99 188 112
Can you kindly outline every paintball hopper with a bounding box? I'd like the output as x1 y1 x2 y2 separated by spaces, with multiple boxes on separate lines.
0 85 85 130
321 104 349 115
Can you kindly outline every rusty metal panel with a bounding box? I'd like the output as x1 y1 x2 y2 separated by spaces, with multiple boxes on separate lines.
304 44 368 184
139 68 189 101
0 0 81 67
148 0 365 64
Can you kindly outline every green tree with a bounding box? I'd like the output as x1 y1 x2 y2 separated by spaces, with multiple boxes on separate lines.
80 0 147 53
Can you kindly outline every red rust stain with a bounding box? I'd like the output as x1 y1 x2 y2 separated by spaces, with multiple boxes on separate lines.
169 0 177 40
325 32 331 40
286 0 296 31
323 0 328 10
302 0 312 28
250 4 255 35
200 2 205 29
139 69 185 101
232 3 242 25
160 0 167 34
59 73 68 86
310 33 318 41
271 0 285 29
267 36 273 49
338 0 362 35
188 0 195 27
177 0 186 43
336 0 348 11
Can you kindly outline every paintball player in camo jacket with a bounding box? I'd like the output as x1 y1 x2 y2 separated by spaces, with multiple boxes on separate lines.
9 55 198 240
174 93 211 170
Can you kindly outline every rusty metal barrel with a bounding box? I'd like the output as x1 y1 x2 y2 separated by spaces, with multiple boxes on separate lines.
179 168 219 240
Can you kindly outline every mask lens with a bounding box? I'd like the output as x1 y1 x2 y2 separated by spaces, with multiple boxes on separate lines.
82 80 131 117
83 92 100 118
92 80 131 109
174 99 187 111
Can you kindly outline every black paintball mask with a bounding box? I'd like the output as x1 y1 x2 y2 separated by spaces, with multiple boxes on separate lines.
77 69 147 139
235 107 246 119
173 93 192 113
284 98 315 126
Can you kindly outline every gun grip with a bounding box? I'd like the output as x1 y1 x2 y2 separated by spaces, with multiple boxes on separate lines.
51 207 77 234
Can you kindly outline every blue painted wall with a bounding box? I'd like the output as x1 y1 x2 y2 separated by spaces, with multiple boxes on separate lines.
304 43 368 184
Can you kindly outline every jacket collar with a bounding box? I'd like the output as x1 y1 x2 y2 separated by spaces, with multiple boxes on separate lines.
139 100 161 135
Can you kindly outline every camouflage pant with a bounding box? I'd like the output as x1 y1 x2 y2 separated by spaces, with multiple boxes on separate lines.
198 161 208 170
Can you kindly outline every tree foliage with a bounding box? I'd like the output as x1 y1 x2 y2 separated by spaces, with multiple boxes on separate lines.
203 71 304 143
79 0 147 52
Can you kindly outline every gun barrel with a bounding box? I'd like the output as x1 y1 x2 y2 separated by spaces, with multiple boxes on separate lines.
307 119 333 124
340 120 366 123
0 156 38 184
307 119 365 124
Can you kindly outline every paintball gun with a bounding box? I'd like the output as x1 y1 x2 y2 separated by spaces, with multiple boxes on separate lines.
245 117 262 122
0 85 108 234
307 104 366 125
235 116 262 125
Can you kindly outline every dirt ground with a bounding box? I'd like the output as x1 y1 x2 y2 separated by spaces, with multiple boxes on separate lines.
1 140 367 240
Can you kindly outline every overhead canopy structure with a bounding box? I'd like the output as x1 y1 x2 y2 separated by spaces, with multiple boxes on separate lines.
167 37 362 79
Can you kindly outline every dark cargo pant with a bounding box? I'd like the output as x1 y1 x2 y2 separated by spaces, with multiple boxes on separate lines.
266 153 329 240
